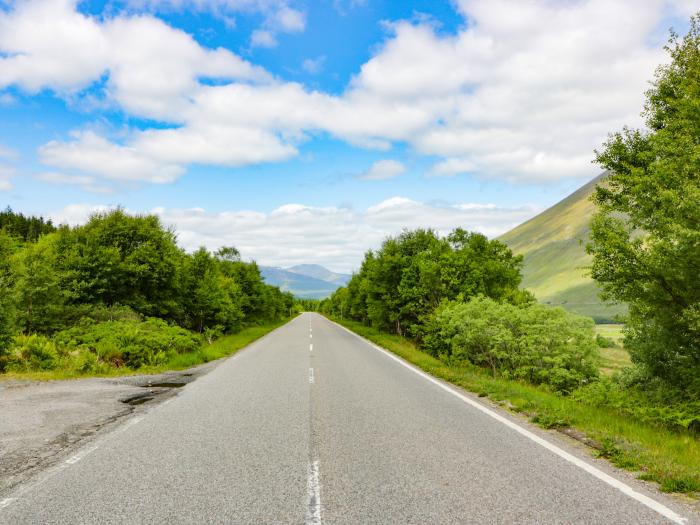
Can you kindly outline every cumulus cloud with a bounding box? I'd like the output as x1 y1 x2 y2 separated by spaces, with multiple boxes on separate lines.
39 131 185 184
0 0 268 115
49 197 540 272
358 159 406 181
128 0 306 47
1 0 691 185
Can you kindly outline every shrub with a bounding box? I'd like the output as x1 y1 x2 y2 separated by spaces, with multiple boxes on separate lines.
595 333 615 348
573 372 700 433
423 297 599 393
53 317 201 369
9 334 59 370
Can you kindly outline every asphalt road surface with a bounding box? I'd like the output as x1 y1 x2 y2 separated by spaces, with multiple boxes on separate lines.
0 313 693 524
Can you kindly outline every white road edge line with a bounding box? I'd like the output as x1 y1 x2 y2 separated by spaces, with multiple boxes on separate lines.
65 445 98 465
309 367 315 384
332 320 688 525
306 460 322 525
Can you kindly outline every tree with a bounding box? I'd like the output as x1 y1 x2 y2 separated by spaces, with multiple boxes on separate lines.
0 232 15 369
12 235 66 334
588 17 700 391
55 209 183 319
328 228 524 338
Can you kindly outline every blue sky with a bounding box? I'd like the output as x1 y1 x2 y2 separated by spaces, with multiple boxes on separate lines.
0 0 694 271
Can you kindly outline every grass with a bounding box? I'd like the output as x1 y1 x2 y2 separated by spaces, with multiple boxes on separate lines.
498 173 628 323
330 316 700 496
594 324 632 375
0 319 290 382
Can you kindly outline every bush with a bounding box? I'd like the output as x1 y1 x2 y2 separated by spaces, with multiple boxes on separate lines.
573 371 700 433
423 297 599 393
8 334 59 370
54 317 202 369
595 333 615 348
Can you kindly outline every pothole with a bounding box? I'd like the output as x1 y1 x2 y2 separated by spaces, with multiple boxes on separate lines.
143 382 186 388
120 393 155 406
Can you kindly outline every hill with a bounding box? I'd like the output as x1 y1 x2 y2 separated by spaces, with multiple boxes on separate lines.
260 265 349 299
498 173 626 322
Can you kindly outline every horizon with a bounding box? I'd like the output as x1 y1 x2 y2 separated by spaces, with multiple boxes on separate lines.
0 0 693 273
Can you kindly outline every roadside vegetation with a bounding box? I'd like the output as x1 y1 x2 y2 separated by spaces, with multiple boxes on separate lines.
0 208 295 379
318 20 700 495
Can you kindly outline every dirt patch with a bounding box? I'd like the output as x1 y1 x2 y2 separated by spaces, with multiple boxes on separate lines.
0 361 217 495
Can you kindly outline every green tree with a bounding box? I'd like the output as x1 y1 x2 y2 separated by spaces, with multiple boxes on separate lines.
12 235 66 334
423 297 599 393
329 228 524 337
588 17 700 391
55 209 183 319
0 232 15 369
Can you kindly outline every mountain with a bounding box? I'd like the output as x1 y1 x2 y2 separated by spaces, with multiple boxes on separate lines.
498 173 626 322
287 264 351 285
260 264 349 299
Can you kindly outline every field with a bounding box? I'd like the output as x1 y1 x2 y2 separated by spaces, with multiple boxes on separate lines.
594 324 631 375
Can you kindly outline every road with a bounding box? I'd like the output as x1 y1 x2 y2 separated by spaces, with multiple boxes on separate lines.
0 313 692 524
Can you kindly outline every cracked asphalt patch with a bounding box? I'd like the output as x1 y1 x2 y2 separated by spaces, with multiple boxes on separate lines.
0 362 216 495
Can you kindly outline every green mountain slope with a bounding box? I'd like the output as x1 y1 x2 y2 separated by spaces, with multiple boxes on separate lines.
498 173 626 322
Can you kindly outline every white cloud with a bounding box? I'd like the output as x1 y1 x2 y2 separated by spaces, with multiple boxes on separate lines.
39 131 185 184
127 0 306 38
271 6 305 33
302 55 326 74
49 197 540 272
428 158 475 178
2 0 692 185
358 159 406 180
0 0 268 117
250 29 277 48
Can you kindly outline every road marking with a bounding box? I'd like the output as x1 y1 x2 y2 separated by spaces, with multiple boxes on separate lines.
310 333 313 339
65 445 98 465
332 320 688 525
306 460 322 525
309 343 313 352
0 498 16 509
309 367 315 384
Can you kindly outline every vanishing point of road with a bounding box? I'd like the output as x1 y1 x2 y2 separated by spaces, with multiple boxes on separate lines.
0 313 693 524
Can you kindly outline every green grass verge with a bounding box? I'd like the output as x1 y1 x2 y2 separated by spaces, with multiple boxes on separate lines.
1 318 291 382
329 316 700 496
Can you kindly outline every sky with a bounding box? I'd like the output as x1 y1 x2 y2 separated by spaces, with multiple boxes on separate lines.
0 0 695 272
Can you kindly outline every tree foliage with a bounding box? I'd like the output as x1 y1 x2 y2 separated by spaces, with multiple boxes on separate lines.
588 18 700 392
321 228 526 337
0 208 294 372
423 297 599 393
0 207 55 242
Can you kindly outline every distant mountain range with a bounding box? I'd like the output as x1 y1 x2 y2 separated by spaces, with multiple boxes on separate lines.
260 264 351 299
498 172 626 323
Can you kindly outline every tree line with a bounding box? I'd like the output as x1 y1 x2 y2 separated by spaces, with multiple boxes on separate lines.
0 209 294 372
